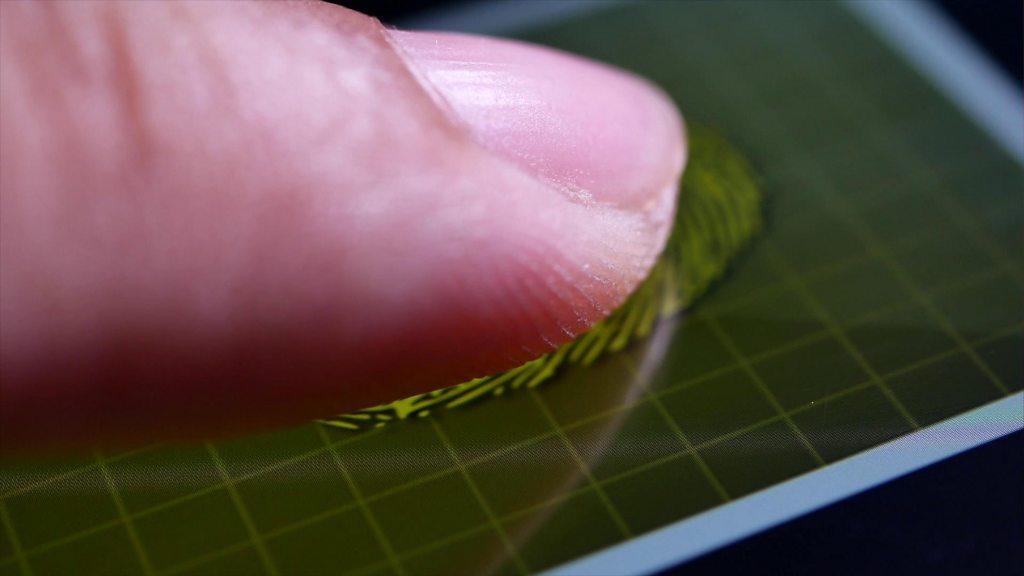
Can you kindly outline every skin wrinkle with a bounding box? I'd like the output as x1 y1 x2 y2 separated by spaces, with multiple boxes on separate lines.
549 258 612 320
380 25 469 140
168 2 242 135
514 242 603 340
511 255 574 350
555 243 625 334
535 244 628 335
520 260 593 342
509 211 634 344
478 255 549 365
101 4 154 168
489 250 553 357
508 242 577 355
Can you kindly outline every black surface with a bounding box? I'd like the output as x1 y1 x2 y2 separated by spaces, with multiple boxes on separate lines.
338 0 1023 88
935 0 1023 85
337 0 460 23
664 430 1024 576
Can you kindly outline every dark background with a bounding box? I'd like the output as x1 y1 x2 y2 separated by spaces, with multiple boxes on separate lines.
934 0 1023 84
663 431 1024 576
333 1 1024 574
340 0 1023 86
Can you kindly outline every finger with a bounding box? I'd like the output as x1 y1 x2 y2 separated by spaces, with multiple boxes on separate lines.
0 1 685 451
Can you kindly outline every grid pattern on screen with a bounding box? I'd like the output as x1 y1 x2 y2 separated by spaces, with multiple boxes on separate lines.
2 2 1022 575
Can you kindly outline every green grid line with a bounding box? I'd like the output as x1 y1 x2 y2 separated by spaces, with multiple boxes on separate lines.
0 521 122 565
872 323 1020 382
703 316 827 466
528 390 633 537
843 189 1012 396
874 122 1024 288
161 540 254 576
931 192 1024 287
765 244 920 428
645 393 731 501
0 429 389 568
0 502 32 576
94 451 155 576
0 445 154 501
429 419 530 575
342 525 495 576
759 135 1016 222
314 426 406 576
203 443 279 576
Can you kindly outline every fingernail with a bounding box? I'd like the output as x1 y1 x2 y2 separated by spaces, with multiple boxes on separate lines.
388 30 686 211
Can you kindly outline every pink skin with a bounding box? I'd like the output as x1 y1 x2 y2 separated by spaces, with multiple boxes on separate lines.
0 1 686 452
